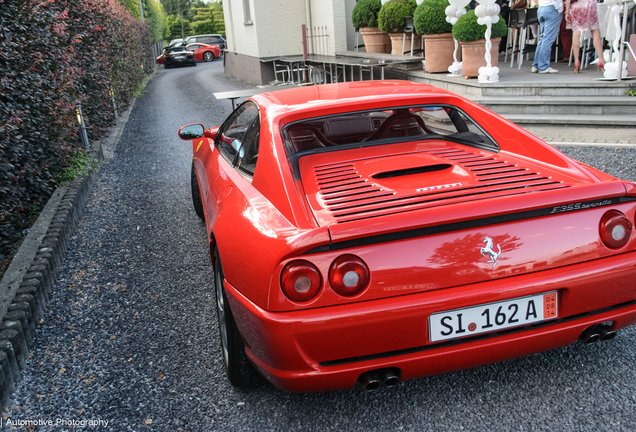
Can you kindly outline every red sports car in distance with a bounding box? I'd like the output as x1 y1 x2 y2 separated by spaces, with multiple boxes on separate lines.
156 43 219 65
178 81 636 393
185 43 220 62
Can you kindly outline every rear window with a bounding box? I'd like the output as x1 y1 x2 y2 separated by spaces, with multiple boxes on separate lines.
284 105 498 154
164 46 188 54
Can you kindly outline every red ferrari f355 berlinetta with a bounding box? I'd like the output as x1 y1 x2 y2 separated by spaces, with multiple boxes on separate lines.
178 81 636 392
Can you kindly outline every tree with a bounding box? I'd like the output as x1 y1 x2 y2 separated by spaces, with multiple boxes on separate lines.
165 13 193 39
147 0 167 41
191 3 216 35
210 1 225 36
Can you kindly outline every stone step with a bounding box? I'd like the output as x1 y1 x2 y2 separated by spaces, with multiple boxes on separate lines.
470 96 636 116
478 84 634 97
498 113 636 127
399 69 636 97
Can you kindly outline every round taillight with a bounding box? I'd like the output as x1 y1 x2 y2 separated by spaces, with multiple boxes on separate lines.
281 260 322 302
599 210 632 249
329 255 370 297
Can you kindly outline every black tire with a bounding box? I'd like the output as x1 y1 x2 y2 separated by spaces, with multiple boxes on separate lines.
213 248 259 388
191 163 205 220
203 51 215 62
191 61 197 66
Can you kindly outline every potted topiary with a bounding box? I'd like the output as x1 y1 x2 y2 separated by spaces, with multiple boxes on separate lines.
378 0 418 55
414 0 456 72
352 0 391 53
452 9 506 78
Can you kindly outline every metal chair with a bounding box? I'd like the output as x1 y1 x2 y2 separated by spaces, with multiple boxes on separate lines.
354 28 365 52
519 7 539 67
509 9 527 68
402 16 415 56
504 10 519 64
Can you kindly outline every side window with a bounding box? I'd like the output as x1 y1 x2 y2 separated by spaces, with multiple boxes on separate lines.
236 118 260 175
216 101 260 175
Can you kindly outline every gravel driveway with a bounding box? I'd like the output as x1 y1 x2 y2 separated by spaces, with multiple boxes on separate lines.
8 62 636 431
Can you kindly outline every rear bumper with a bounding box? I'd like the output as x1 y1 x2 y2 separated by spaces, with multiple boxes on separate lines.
165 56 193 66
224 251 636 392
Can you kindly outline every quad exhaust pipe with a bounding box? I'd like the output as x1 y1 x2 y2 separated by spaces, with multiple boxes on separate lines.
358 368 400 391
579 324 617 344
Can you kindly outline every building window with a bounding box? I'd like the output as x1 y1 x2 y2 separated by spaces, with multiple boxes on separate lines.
243 0 253 25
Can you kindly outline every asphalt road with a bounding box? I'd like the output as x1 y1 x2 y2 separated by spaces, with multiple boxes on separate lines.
9 61 636 431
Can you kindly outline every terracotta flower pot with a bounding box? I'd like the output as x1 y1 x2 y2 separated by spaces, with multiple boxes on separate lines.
388 33 422 56
460 37 501 78
360 27 391 54
423 33 456 73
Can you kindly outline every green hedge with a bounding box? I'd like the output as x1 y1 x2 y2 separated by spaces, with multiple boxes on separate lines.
414 0 453 35
378 0 417 33
352 0 383 28
452 10 507 42
0 0 154 259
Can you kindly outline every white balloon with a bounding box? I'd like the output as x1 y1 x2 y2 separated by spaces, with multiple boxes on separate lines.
476 0 496 5
611 4 621 13
449 0 471 9
477 17 485 25
482 15 492 25
446 5 458 16
475 5 487 17
456 9 466 18
492 14 500 24
486 4 500 15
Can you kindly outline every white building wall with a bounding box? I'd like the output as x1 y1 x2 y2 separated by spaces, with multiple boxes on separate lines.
253 0 307 57
223 0 259 57
344 0 356 51
224 0 354 57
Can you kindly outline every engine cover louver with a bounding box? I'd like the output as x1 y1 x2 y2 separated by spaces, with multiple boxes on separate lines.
302 145 572 226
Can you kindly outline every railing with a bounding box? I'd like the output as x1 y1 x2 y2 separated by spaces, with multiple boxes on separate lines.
306 26 330 56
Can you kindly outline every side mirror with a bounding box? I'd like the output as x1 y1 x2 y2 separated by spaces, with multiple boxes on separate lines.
178 124 205 140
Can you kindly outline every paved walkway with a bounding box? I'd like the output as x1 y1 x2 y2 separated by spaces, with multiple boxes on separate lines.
524 124 636 145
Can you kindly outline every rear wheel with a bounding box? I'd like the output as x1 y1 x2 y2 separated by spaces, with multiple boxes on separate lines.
191 163 205 220
203 51 215 62
213 248 259 388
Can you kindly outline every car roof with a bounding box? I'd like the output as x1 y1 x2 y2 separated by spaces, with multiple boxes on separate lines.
251 81 457 124
186 34 224 39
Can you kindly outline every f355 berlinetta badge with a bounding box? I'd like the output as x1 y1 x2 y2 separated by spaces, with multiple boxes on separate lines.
480 237 501 268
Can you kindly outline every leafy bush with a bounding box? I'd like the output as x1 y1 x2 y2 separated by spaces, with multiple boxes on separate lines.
352 0 383 29
414 0 453 35
378 0 417 33
0 0 153 259
452 10 507 42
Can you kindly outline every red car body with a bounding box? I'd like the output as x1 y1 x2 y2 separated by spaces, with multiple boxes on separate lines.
156 43 219 64
179 81 636 392
185 43 220 62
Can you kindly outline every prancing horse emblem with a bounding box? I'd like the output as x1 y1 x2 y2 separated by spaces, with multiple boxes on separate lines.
480 237 501 268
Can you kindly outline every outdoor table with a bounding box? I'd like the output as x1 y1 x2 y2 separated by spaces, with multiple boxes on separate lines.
262 54 421 85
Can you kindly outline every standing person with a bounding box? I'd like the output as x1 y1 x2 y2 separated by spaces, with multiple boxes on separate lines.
565 0 605 73
531 0 564 73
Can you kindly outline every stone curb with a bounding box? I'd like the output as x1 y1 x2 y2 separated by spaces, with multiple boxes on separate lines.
0 102 133 408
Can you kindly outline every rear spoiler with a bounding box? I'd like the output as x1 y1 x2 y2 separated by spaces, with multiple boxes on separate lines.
214 84 298 109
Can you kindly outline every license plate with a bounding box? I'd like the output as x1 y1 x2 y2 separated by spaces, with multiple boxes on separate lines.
429 291 558 343
175 55 185 59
